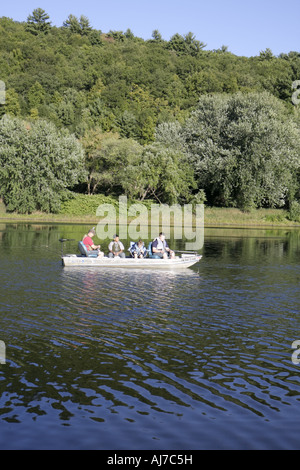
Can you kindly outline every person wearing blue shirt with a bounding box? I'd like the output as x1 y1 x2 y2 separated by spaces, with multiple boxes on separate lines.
129 239 147 258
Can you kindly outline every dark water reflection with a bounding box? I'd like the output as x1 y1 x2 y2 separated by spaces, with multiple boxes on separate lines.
0 223 300 449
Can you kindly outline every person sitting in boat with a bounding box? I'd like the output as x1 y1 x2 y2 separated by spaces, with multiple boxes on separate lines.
108 234 126 258
152 232 175 259
82 228 104 258
129 239 147 258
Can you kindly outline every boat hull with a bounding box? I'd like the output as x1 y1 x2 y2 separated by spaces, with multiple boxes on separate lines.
62 255 202 269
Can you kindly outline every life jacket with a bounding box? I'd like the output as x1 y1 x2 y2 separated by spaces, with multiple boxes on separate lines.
130 241 145 255
112 241 122 252
153 237 167 251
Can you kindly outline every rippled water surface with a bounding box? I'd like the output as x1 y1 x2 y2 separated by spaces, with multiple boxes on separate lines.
0 223 300 449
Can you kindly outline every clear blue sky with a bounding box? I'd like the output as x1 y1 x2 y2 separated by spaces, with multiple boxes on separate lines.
1 0 299 57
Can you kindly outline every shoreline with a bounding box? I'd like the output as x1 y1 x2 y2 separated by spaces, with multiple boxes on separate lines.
0 207 299 229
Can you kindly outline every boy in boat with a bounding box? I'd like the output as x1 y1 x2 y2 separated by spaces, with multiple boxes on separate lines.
129 239 147 258
108 234 126 258
83 228 104 258
152 232 175 259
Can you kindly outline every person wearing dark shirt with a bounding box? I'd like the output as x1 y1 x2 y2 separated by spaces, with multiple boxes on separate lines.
152 232 175 259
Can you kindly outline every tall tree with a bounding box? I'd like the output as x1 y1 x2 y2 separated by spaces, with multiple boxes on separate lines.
78 15 92 35
0 116 86 213
81 128 143 196
3 89 21 116
28 81 45 110
26 8 51 35
151 29 163 42
182 92 300 209
167 32 206 56
136 143 196 204
63 14 81 34
63 14 92 35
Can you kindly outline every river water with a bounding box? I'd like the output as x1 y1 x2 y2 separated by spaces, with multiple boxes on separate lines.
0 223 299 450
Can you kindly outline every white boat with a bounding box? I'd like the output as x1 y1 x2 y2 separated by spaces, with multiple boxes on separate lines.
60 239 202 269
62 253 202 269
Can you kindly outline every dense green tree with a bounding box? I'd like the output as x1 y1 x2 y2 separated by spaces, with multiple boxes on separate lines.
124 28 135 40
167 32 206 56
81 128 142 195
28 81 45 110
78 15 92 35
182 92 300 209
81 128 117 194
88 29 103 46
3 88 21 116
184 32 207 56
107 30 125 42
0 116 86 213
151 30 163 42
81 126 195 203
26 8 51 35
259 48 275 61
136 142 196 204
63 14 81 34
155 121 184 148
117 110 139 139
63 14 92 36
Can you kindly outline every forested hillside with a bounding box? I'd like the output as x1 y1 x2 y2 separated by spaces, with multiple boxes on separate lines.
1 9 300 216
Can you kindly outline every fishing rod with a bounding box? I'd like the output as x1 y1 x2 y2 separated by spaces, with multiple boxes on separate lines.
173 250 199 254
59 238 75 257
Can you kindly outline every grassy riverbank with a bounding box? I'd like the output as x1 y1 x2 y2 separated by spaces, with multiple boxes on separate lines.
204 207 300 227
0 196 299 227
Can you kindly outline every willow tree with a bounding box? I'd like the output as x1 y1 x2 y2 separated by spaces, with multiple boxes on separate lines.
81 128 143 196
183 92 300 209
134 142 196 204
0 116 86 213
